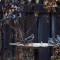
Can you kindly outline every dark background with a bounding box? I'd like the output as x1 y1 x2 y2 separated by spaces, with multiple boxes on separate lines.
0 0 60 60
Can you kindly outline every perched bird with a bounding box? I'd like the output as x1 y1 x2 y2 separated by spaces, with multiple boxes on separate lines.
0 14 16 22
48 38 55 45
20 34 34 44
54 38 58 44
57 35 60 43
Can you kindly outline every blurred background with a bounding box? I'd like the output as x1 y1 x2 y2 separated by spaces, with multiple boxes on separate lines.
0 0 60 60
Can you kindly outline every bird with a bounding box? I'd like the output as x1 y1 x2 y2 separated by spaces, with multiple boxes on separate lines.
57 35 60 43
20 34 34 44
48 38 55 45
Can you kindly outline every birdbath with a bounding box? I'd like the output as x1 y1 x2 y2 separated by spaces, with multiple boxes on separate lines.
9 42 54 60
